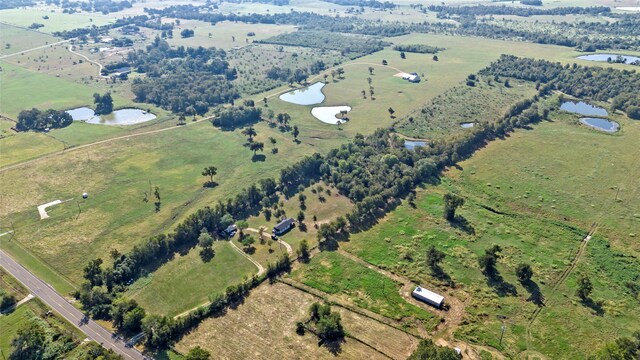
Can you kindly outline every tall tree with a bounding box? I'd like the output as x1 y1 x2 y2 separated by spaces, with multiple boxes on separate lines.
249 141 264 155
516 263 533 282
292 125 299 141
202 166 217 184
10 320 46 359
443 193 464 221
186 346 211 360
426 245 445 273
93 92 113 115
242 125 257 142
576 273 593 301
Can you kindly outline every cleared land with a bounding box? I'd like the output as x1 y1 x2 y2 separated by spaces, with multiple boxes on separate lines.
0 8 113 33
175 281 420 360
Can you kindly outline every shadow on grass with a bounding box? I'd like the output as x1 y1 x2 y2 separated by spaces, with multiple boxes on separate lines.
522 279 545 306
251 154 266 162
581 297 605 316
319 338 344 356
203 181 218 188
448 215 475 235
432 266 455 288
486 272 517 297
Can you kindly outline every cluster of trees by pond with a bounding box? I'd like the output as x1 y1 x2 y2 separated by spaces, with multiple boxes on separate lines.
265 61 327 84
54 15 173 39
480 55 640 119
258 31 389 59
128 38 238 114
16 108 73 131
428 4 610 17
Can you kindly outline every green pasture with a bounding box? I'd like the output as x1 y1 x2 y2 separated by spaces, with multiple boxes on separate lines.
128 242 258 316
0 23 58 56
291 251 440 330
0 8 113 33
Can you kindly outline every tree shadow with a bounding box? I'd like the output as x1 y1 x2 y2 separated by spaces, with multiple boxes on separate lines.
581 298 605 316
432 267 455 288
298 222 308 232
202 181 218 188
522 280 545 306
448 215 475 235
251 154 266 162
319 338 344 356
486 273 517 297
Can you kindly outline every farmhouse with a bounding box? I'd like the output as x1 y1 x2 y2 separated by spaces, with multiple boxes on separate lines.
412 286 444 308
273 218 295 235
402 72 421 83
220 224 237 237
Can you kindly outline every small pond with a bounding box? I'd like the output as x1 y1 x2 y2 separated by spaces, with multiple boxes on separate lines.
311 106 351 124
66 107 157 125
404 140 426 150
560 101 608 117
279 82 326 105
460 122 476 128
577 53 640 64
580 118 619 133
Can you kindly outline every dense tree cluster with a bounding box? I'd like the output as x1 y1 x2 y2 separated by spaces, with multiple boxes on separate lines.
428 5 610 17
45 0 133 14
93 92 114 115
129 38 238 113
10 317 80 359
212 106 262 128
480 55 640 115
307 303 345 341
392 44 442 54
590 331 640 360
223 0 289 5
320 0 395 9
16 108 73 131
53 15 172 39
259 31 389 59
407 339 460 360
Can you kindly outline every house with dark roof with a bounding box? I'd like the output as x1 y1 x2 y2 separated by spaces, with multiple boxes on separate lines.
273 218 295 235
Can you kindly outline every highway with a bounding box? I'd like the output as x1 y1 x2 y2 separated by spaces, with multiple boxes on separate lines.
0 250 147 360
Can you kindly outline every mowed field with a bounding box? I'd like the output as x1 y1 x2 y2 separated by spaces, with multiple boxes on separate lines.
0 23 59 55
0 8 113 33
175 281 420 360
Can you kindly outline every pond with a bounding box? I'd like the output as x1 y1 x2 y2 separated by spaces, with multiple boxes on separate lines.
311 106 351 124
404 140 426 150
460 122 476 128
279 82 326 105
560 101 608 117
580 118 619 133
577 53 640 64
66 107 157 125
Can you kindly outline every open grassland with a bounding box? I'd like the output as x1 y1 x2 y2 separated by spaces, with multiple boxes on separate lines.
0 8 113 33
0 23 59 56
128 242 258 316
0 119 320 289
449 107 640 253
291 251 439 330
175 281 420 360
167 20 298 50
341 107 640 358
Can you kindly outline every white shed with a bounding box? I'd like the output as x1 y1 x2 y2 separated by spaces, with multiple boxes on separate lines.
412 286 444 308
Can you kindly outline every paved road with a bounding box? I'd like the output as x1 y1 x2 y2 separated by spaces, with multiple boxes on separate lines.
0 250 147 360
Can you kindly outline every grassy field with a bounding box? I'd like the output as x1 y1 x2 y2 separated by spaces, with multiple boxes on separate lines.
0 8 113 33
0 23 59 56
340 107 640 358
167 20 298 50
175 281 420 360
128 242 258 316
291 251 439 330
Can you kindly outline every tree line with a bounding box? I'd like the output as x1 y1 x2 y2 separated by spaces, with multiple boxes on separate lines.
320 0 396 9
0 0 34 9
428 4 610 18
46 0 133 14
257 31 389 59
53 14 173 39
393 44 442 54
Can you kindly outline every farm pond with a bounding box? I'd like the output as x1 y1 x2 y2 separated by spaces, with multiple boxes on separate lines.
279 82 326 105
560 101 608 117
66 107 156 125
579 118 619 133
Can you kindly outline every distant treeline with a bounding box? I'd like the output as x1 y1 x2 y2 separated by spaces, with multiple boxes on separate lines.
223 0 290 4
258 31 389 59
393 44 442 54
428 4 610 17
128 38 238 114
320 0 396 9
480 55 640 118
53 15 173 39
45 0 134 14
16 108 73 131
0 0 34 9
266 60 327 84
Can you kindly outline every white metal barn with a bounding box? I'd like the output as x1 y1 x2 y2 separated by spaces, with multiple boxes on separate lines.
412 286 444 308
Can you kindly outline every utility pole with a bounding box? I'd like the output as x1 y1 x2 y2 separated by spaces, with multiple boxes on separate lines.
499 323 506 347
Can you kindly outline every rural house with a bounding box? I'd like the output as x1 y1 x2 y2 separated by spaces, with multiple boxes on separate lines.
273 218 295 235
